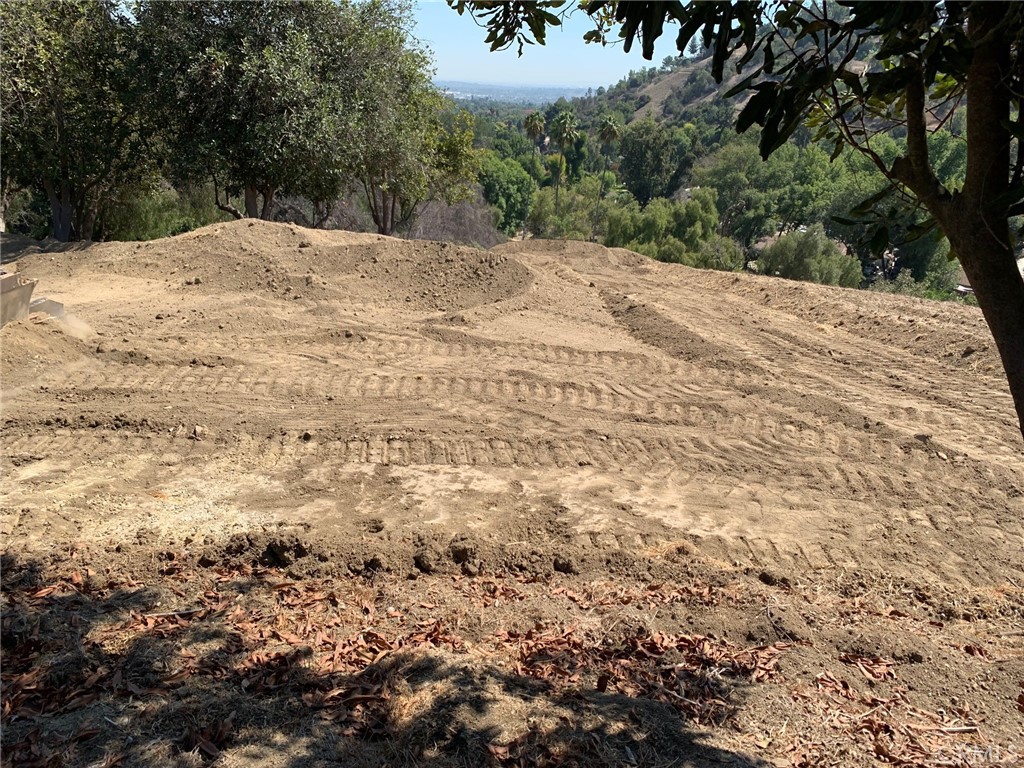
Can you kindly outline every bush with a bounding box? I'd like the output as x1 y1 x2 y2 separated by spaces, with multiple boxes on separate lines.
869 242 964 301
690 234 745 271
757 225 861 287
526 187 556 238
478 152 535 235
3 188 50 238
406 187 505 249
605 191 719 258
100 182 229 241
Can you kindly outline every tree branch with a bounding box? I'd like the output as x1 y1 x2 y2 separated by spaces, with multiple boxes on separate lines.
822 87 890 177
212 172 242 219
890 60 950 216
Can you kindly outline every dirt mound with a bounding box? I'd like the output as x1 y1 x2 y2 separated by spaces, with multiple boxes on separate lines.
0 316 93 389
17 220 533 314
493 238 652 274
2 225 1023 768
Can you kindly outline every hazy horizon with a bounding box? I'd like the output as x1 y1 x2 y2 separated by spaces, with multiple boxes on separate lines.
412 1 677 89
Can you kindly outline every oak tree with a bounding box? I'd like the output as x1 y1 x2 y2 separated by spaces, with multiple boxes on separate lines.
1 0 157 241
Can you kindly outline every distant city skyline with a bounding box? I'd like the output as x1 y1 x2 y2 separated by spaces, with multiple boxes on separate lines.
411 1 678 89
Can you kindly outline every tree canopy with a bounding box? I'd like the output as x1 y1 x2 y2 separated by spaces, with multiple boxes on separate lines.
2 0 477 239
1 0 157 241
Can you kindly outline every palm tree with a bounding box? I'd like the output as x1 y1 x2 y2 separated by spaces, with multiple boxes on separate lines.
524 111 545 156
551 110 579 215
592 115 622 236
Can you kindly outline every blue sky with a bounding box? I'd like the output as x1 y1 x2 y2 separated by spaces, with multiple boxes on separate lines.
411 1 678 88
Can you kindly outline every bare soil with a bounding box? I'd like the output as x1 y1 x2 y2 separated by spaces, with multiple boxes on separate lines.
2 221 1022 768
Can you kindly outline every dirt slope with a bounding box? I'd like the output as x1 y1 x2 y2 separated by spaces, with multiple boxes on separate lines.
2 221 1021 768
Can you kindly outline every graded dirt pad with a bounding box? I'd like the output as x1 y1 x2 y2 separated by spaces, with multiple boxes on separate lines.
1 221 1022 768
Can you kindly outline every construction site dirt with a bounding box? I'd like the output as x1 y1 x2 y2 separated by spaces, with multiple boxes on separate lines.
2 221 1021 767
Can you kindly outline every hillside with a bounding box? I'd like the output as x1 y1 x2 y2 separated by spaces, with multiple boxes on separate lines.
2 221 1022 768
634 55 724 120
568 53 742 129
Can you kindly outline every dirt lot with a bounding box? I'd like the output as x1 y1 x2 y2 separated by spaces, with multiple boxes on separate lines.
2 220 1022 767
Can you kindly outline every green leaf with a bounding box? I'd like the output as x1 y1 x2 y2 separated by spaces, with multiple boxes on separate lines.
851 186 896 216
735 84 776 134
869 225 890 254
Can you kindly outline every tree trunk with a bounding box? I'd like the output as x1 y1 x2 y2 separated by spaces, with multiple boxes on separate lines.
592 162 607 241
951 223 1024 444
555 153 562 216
894 5 1024 444
44 180 73 242
377 193 392 236
958 5 1024 443
0 181 12 234
244 185 260 218
260 187 275 220
80 202 99 242
212 174 242 219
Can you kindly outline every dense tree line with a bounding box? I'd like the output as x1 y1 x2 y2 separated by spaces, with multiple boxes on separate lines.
1 0 477 240
467 70 961 297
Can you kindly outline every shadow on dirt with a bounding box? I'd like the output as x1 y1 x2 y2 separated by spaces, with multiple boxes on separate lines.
1 550 773 768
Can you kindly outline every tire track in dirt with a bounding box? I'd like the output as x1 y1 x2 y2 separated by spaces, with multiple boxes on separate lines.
5 419 1015 517
630 274 1021 452
697 292 1021 450
5 427 1019 587
13 360 975 500
30 364 708 420
600 276 1021 478
4 225 1022 596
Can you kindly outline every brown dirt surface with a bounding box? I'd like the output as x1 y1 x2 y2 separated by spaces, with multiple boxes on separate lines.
2 220 1022 768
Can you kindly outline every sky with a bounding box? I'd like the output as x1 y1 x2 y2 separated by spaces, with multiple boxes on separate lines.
410 1 678 89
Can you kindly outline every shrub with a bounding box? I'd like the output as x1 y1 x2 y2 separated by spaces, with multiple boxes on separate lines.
757 225 861 287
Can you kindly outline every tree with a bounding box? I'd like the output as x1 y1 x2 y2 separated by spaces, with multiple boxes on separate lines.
137 0 363 221
592 115 622 235
479 151 536 235
137 0 475 234
618 118 680 206
453 1 1024 442
525 111 546 156
550 110 579 214
605 189 719 257
354 32 478 235
2 1 157 241
758 225 862 288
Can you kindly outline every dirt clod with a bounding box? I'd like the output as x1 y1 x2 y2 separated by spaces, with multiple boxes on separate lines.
553 555 578 575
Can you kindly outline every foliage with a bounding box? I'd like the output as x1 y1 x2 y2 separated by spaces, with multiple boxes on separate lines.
869 242 962 301
524 111 546 154
100 183 230 241
606 189 719 257
757 226 862 288
618 118 682 205
137 0 363 219
355 39 479 236
550 110 580 212
1 0 158 241
525 186 557 238
525 174 621 241
2 0 482 242
478 151 535 235
692 233 745 271
491 121 535 160
693 134 846 246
